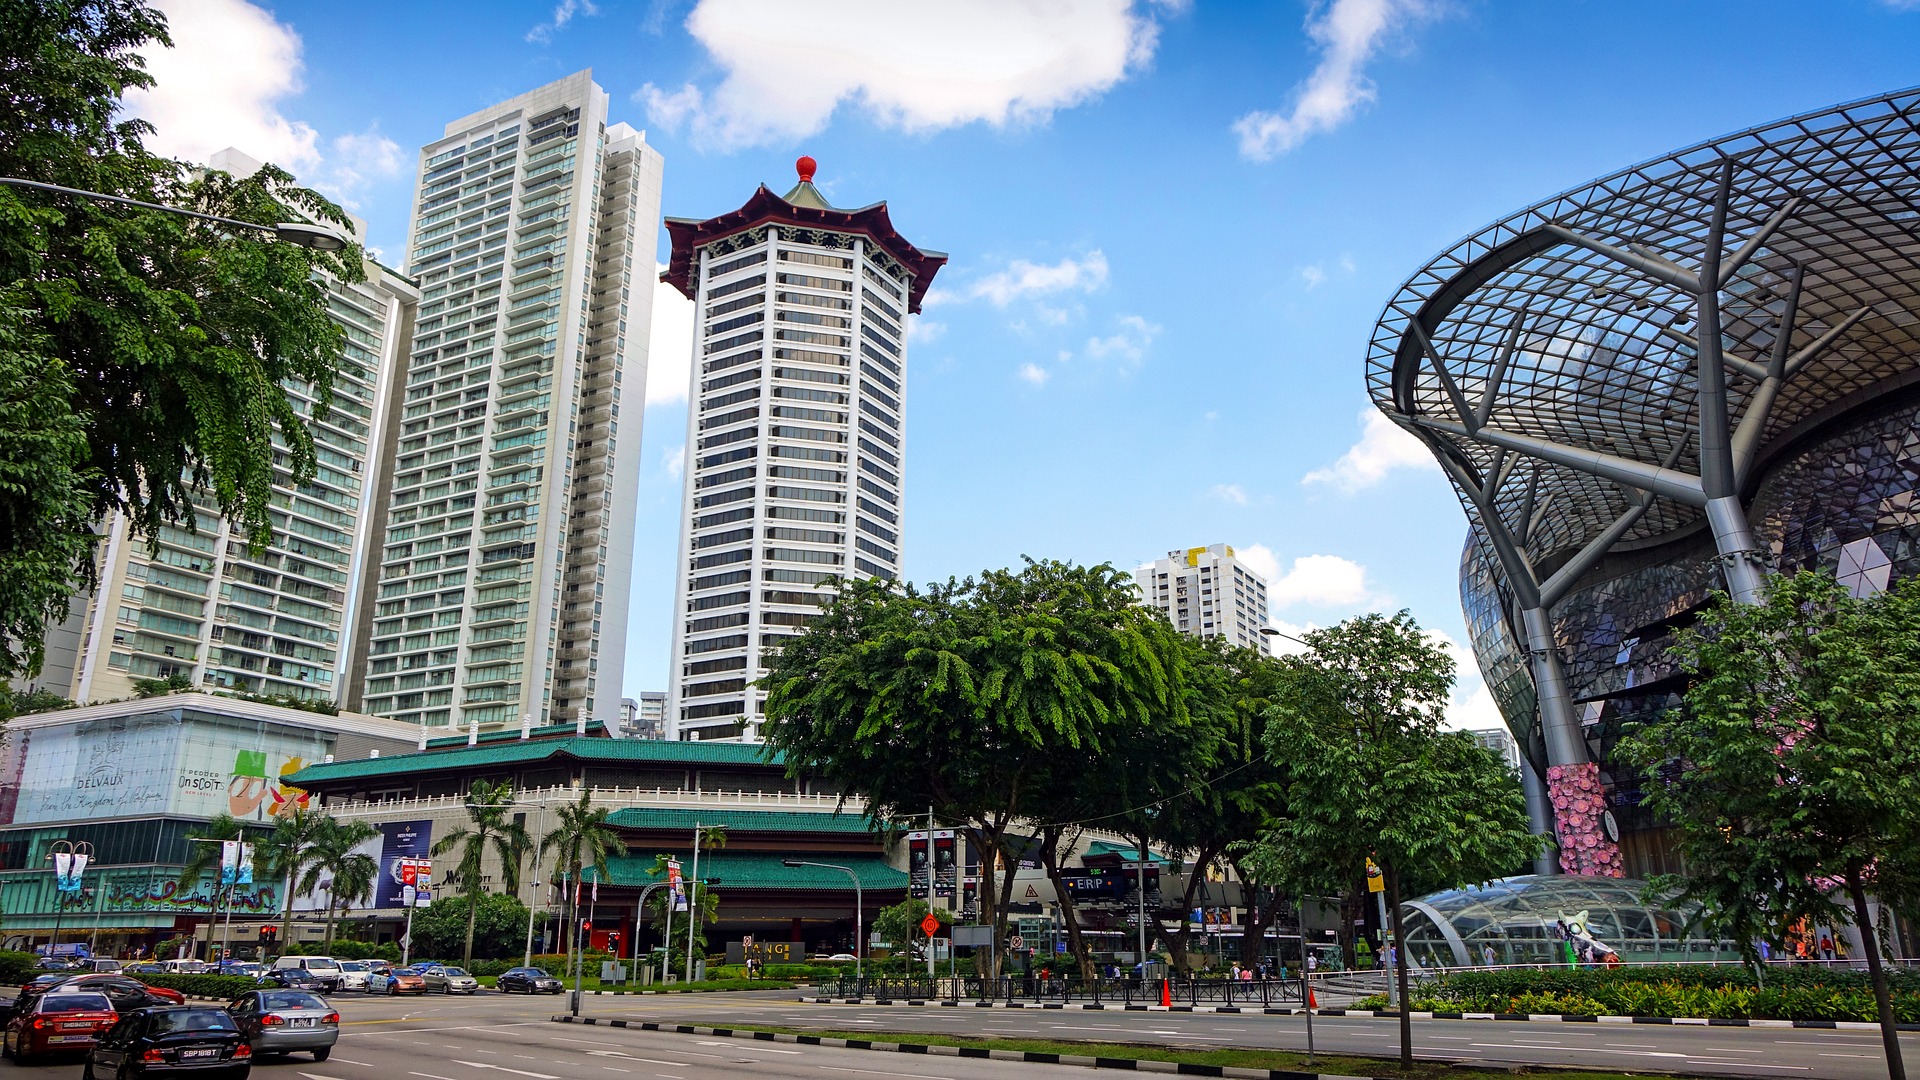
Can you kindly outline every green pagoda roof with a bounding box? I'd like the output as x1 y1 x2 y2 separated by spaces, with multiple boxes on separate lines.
598 851 905 891
284 735 781 785
605 807 874 835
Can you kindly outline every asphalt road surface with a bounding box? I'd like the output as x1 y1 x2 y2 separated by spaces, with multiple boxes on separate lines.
3 988 1913 1080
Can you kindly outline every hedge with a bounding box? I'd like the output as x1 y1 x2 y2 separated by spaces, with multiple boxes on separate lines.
1393 966 1920 1022
1432 965 1920 997
0 951 37 986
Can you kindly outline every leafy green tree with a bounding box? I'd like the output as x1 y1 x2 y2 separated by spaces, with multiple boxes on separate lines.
432 780 531 965
872 898 951 960
410 892 532 962
539 791 626 959
1618 571 1920 1080
0 0 365 679
1241 611 1541 1069
300 818 377 950
258 808 331 946
762 558 1204 976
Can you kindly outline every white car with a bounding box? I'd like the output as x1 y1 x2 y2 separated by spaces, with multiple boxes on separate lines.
337 960 373 992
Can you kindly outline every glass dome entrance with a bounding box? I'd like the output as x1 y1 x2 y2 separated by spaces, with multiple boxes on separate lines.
1400 875 1739 969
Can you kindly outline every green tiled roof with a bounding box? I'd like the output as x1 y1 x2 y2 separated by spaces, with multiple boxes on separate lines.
606 808 875 835
1085 840 1173 865
284 735 781 785
600 852 906 891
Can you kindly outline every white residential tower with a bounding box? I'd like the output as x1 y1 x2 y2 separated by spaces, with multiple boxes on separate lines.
1135 544 1272 655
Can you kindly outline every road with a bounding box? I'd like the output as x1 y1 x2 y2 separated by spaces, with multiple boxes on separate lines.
4 988 1913 1080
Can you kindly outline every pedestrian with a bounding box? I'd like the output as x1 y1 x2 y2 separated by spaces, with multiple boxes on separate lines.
1483 943 1497 968
1229 961 1241 980
1306 951 1318 974
1819 934 1835 962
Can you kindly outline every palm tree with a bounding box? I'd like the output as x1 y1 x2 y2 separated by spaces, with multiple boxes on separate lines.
539 791 626 959
177 814 246 889
256 808 333 946
299 818 378 950
432 780 530 965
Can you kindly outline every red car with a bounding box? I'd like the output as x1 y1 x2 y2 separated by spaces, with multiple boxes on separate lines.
3 990 118 1064
15 975 184 1015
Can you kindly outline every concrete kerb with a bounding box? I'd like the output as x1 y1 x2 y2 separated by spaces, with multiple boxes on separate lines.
801 996 1920 1033
548 1013 1381 1080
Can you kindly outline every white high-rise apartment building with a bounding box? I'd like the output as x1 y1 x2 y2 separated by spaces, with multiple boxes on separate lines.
1468 726 1523 772
50 149 417 706
351 71 663 732
1134 544 1272 655
662 158 945 742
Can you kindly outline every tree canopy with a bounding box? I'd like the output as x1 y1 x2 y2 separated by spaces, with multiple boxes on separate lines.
0 0 364 678
1617 570 1920 1080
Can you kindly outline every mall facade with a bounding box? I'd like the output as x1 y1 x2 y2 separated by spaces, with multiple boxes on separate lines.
1367 89 1920 884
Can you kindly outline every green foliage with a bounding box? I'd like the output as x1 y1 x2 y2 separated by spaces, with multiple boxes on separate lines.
1239 611 1542 1069
316 940 399 961
301 817 378 948
0 0 366 679
132 673 193 697
1409 967 1920 1023
408 892 532 961
0 951 37 985
872 898 952 957
220 692 338 715
135 974 259 1001
540 790 627 957
1 687 74 720
762 558 1212 973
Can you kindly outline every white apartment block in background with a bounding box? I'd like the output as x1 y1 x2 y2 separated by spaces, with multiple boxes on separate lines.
1468 726 1523 772
661 157 946 742
349 71 663 732
52 149 418 705
620 691 667 739
1134 544 1271 655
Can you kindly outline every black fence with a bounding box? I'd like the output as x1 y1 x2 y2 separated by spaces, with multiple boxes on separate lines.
821 975 1305 1007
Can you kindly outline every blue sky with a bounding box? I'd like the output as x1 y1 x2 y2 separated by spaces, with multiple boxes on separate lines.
125 0 1920 725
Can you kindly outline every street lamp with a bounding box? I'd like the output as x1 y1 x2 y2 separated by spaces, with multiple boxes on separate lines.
783 859 862 981
0 177 351 250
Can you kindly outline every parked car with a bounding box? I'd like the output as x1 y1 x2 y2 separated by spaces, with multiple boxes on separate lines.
14 975 184 1018
213 962 263 979
125 963 167 975
158 960 208 975
381 969 427 996
332 962 371 994
3 990 118 1064
225 990 337 1061
35 956 83 971
87 960 124 974
267 957 344 993
361 960 392 978
254 970 324 992
414 965 478 995
86 1006 250 1080
495 968 563 995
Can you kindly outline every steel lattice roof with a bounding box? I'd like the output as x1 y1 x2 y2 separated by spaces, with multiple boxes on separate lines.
1367 90 1920 569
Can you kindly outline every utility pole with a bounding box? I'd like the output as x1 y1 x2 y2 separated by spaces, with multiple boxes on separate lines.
927 807 936 980
685 822 702 982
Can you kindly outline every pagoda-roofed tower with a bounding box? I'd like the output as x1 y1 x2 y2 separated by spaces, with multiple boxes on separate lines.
663 158 946 742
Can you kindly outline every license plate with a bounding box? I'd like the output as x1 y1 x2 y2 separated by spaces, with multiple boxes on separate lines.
58 1022 93 1029
291 1018 314 1028
180 1049 218 1059
49 1035 90 1043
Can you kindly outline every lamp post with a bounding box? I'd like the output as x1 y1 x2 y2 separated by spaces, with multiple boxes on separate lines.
784 859 862 982
0 177 351 250
45 840 94 960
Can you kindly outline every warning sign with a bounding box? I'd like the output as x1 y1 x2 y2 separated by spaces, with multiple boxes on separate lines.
920 912 941 937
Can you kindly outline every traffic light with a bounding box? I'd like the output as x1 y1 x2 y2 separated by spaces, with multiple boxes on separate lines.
259 925 278 944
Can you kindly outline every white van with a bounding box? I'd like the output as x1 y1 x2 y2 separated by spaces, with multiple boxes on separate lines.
160 959 208 974
271 955 345 991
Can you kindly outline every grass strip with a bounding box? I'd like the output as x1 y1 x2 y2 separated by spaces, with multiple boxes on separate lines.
689 1021 1680 1080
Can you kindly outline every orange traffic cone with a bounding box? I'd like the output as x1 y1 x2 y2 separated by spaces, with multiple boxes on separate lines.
1160 978 1171 1007
1308 985 1318 1009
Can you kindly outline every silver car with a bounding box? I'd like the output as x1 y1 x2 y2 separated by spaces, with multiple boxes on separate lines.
227 989 338 1060
336 961 372 993
416 965 479 994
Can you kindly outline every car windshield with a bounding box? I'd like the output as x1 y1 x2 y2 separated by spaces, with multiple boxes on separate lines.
512 968 548 977
339 962 366 972
152 1010 236 1033
259 992 327 1011
444 967 469 977
42 994 112 1012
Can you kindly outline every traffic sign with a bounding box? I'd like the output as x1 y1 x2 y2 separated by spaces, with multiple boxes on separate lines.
920 912 941 937
1009 934 1026 951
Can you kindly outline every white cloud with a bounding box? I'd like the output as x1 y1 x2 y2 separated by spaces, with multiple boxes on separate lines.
1209 483 1248 506
1300 265 1327 289
1268 553 1375 609
646 265 696 406
1302 408 1438 493
640 1 1175 149
125 0 404 201
528 0 600 43
662 445 686 480
1233 0 1441 160
907 318 946 344
1084 314 1160 363
1017 362 1050 386
931 251 1109 308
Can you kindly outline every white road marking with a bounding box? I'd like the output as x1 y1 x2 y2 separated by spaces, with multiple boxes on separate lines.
409 1072 464 1080
455 1059 561 1079
1683 1062 1810 1072
601 1068 631 1073
582 1050 690 1067
696 1041 799 1055
299 1072 346 1080
329 1059 376 1067
818 1066 953 1080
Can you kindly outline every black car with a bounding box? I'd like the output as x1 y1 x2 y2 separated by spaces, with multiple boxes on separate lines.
15 975 186 1017
495 967 563 994
85 1007 250 1080
252 970 323 992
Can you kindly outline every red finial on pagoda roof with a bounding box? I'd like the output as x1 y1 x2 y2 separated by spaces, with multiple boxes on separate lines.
796 155 817 183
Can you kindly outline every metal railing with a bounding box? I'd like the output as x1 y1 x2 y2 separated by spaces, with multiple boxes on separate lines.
822 975 1305 1007
320 784 865 815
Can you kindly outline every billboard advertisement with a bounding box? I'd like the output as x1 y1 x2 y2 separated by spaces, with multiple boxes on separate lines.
9 712 327 827
374 821 433 909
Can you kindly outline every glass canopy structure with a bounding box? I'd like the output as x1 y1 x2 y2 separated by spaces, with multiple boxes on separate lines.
1365 90 1920 876
1400 875 1737 969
